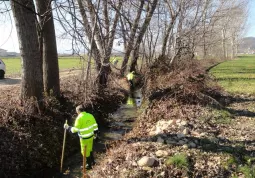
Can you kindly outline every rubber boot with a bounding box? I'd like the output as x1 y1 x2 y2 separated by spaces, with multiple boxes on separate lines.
86 157 92 170
90 152 95 166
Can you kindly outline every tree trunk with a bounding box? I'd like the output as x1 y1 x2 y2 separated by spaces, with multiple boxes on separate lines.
130 0 158 72
222 28 227 59
231 34 236 59
36 0 60 96
161 19 175 56
120 0 145 76
77 0 102 71
97 1 122 88
98 64 111 88
10 0 43 103
162 0 179 57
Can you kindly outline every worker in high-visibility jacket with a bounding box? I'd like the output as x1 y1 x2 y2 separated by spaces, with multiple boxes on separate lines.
126 71 135 89
64 105 98 169
127 96 135 106
112 57 118 66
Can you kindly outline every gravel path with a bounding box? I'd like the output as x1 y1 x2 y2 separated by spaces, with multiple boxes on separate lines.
0 69 81 88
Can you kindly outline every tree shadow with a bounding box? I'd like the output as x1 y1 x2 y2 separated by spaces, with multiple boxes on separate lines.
217 78 255 81
226 108 255 118
204 89 255 107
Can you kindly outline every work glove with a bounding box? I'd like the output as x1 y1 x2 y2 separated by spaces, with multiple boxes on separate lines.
63 123 73 132
64 123 69 129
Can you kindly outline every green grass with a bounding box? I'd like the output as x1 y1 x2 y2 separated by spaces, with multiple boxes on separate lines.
210 55 255 95
2 57 21 75
58 57 83 69
165 153 189 169
2 57 88 76
199 108 232 125
2 55 143 76
212 109 232 124
238 165 255 178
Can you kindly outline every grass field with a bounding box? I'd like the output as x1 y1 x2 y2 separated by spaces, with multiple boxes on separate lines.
2 56 135 77
210 55 255 95
2 57 86 76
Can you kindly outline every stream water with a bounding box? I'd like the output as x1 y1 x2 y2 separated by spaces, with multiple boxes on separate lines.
38 90 143 178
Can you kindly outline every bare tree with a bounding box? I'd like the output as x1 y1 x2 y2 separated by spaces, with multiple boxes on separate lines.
129 0 159 72
161 0 180 57
36 0 60 96
10 0 43 106
120 0 146 75
76 0 122 88
52 0 249 85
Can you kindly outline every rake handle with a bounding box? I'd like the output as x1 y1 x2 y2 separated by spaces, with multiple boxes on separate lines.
83 145 87 178
60 120 68 173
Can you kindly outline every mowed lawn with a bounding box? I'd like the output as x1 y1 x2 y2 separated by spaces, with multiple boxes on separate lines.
2 56 125 76
2 57 84 76
210 55 255 95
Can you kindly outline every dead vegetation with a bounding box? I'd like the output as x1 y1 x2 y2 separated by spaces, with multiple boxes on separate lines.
89 57 255 178
1 57 254 177
0 76 126 177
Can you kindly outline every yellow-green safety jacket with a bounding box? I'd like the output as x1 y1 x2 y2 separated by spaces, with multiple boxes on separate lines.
126 72 134 81
71 112 98 139
127 97 134 106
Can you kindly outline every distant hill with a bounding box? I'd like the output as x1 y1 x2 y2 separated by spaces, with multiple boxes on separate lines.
238 37 255 54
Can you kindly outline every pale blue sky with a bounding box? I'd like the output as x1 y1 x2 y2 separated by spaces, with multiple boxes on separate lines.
246 0 255 37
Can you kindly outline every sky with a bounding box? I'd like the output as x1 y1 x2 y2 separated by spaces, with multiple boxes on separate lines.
0 1 123 54
0 1 255 53
0 1 84 54
246 0 255 37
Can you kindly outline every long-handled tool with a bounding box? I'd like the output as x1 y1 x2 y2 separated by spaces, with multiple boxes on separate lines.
83 145 87 178
60 120 68 173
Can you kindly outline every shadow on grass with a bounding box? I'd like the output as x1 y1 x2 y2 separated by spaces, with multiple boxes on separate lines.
237 56 255 59
204 89 255 107
216 78 255 81
226 108 255 118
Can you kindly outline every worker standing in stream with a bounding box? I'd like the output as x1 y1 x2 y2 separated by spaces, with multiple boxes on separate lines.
112 56 118 66
64 105 98 169
126 71 135 90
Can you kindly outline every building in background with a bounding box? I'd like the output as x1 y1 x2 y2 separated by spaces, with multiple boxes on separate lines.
0 48 7 57
0 48 20 57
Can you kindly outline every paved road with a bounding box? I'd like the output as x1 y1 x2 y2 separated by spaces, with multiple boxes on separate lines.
0 77 21 86
0 69 81 88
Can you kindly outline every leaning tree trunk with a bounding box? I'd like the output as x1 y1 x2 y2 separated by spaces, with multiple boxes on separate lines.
161 19 175 57
130 0 158 72
97 1 122 88
36 0 60 96
77 0 102 71
98 63 111 88
120 0 145 76
10 0 43 104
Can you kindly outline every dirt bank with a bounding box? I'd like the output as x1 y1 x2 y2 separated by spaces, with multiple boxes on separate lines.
89 60 255 178
0 75 126 177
